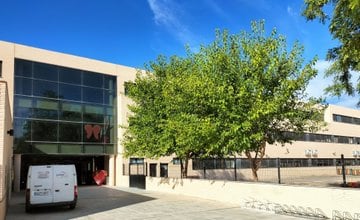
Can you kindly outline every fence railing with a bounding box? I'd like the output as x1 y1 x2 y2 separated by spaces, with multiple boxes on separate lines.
193 155 360 187
124 155 360 187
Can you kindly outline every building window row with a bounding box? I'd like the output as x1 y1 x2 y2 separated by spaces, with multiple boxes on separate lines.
14 96 114 124
286 132 360 145
192 158 360 170
333 114 360 125
15 59 116 90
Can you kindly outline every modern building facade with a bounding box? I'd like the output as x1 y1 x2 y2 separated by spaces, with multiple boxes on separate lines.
1 40 360 200
0 41 137 193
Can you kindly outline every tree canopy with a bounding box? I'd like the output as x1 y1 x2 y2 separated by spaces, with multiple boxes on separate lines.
123 21 324 179
302 0 360 102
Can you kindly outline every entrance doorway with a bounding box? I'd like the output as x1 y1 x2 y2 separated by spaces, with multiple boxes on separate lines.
20 155 105 189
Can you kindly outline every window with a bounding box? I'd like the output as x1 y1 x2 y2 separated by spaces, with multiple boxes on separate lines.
59 67 81 84
15 59 32 77
60 102 82 121
104 75 116 90
83 71 103 88
149 163 157 177
15 77 32 95
83 123 103 143
33 80 58 98
83 87 103 104
59 122 82 142
59 83 81 101
124 81 132 96
32 120 58 141
333 114 360 125
13 119 31 151
83 104 104 123
104 90 114 106
13 59 117 155
0 60 2 77
33 98 59 120
14 96 33 118
33 62 58 81
172 158 181 165
130 158 144 164
160 163 168 177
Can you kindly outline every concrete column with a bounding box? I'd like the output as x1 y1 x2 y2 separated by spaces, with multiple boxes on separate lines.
13 154 21 192
115 155 123 186
108 155 115 186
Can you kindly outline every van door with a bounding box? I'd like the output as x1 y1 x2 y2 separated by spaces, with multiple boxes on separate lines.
29 165 53 204
53 165 75 203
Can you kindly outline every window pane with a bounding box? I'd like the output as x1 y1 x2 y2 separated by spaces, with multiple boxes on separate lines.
15 59 32 77
104 90 114 106
33 98 58 119
59 83 81 101
104 75 116 90
105 107 114 125
15 77 32 95
83 104 104 123
83 123 103 142
14 119 31 152
160 163 168 177
33 62 58 81
33 80 58 98
60 102 82 121
59 67 81 84
102 123 114 143
83 87 103 104
83 71 103 88
14 96 33 118
59 122 82 142
32 120 58 141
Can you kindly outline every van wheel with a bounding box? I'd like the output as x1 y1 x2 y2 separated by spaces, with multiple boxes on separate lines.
69 204 76 209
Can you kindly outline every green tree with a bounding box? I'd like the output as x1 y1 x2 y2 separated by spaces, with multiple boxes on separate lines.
123 21 324 180
302 0 360 101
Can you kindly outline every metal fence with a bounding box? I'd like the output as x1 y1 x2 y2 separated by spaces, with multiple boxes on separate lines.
123 155 360 188
192 155 360 187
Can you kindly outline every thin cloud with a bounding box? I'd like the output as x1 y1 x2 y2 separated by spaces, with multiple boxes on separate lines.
147 0 196 46
287 6 297 18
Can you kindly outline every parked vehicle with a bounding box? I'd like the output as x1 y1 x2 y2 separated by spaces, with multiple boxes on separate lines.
25 164 78 212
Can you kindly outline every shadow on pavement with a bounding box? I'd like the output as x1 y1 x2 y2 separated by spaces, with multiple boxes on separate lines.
6 186 155 220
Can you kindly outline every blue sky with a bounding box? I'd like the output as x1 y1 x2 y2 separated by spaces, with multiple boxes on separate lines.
0 0 358 108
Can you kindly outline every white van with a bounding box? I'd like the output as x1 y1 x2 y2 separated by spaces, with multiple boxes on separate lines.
25 164 78 212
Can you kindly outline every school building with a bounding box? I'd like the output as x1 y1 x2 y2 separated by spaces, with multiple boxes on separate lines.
0 41 360 216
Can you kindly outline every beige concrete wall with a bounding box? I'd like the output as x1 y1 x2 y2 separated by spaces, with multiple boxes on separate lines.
146 177 360 218
0 81 13 220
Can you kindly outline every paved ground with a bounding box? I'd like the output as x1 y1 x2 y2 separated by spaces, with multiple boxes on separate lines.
6 186 304 220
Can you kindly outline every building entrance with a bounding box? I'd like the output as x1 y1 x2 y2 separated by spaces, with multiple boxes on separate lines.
20 155 105 189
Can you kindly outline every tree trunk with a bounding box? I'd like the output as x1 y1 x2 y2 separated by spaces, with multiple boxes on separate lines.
245 141 266 181
180 156 189 178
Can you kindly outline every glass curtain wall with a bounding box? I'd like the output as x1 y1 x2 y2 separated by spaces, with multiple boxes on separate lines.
13 59 117 155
